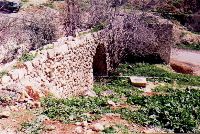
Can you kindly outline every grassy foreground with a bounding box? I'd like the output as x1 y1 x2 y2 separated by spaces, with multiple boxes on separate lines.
41 63 200 133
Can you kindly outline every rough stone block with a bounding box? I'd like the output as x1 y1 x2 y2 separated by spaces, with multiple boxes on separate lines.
130 76 147 87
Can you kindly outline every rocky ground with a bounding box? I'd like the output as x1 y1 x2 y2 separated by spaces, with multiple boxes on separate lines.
0 80 168 134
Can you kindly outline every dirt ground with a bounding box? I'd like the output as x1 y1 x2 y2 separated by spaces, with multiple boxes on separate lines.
0 105 165 134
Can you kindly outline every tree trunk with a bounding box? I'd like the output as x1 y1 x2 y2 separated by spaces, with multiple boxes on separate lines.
64 0 80 36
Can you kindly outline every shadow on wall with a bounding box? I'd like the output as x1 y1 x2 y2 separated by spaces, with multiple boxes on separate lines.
123 54 166 64
93 44 107 76
93 44 166 77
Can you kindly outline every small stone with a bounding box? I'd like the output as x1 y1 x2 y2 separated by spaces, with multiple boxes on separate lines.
142 128 156 133
83 90 97 97
9 69 25 80
31 101 41 108
18 69 26 79
47 50 55 59
101 90 115 97
0 111 11 118
130 76 147 87
1 75 11 84
45 125 56 131
75 126 83 134
75 122 82 126
107 100 116 107
9 70 19 80
67 36 74 41
9 106 18 112
91 123 104 131
32 60 40 67
105 113 121 117
36 115 50 122
18 90 31 102
82 121 88 127
24 61 34 72
85 129 94 134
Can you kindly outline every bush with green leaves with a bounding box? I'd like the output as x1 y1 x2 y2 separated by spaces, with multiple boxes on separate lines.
19 53 36 62
41 96 120 123
91 22 106 32
125 88 200 133
0 70 8 78
41 63 200 133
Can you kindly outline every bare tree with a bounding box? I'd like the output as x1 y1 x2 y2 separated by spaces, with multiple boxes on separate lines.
64 0 80 36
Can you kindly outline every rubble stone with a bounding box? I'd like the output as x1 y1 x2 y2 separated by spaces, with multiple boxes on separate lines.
91 123 104 131
75 126 84 134
1 76 11 84
130 76 147 87
0 111 11 118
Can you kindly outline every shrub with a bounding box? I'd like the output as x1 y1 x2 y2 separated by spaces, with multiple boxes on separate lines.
19 53 36 62
177 43 200 50
0 70 8 78
41 96 120 123
127 88 200 133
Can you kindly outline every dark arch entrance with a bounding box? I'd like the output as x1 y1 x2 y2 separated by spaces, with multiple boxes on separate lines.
93 44 107 76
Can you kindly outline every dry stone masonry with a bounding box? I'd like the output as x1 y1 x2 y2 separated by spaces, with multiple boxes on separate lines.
0 12 174 100
0 34 97 99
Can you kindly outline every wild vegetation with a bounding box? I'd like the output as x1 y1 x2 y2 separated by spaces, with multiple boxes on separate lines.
19 52 37 62
177 43 200 50
41 62 200 133
0 70 8 78
0 0 200 133
115 63 200 86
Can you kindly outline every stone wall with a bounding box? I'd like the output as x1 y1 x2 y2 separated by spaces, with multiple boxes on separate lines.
0 11 174 100
0 34 97 99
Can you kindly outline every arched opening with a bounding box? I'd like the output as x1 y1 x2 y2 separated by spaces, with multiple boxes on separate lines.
93 44 107 76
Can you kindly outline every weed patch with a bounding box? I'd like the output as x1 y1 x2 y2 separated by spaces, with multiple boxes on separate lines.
115 63 200 86
126 88 200 133
0 70 8 78
19 53 37 62
41 96 120 123
177 43 200 50
41 63 200 133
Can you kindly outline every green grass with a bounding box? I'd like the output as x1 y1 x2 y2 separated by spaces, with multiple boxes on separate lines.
20 118 45 134
91 22 106 32
42 77 200 133
21 0 29 3
19 53 36 62
126 88 200 133
177 43 200 51
0 70 8 78
41 63 200 133
41 96 121 124
102 126 117 134
41 2 54 8
114 63 200 86
172 0 184 7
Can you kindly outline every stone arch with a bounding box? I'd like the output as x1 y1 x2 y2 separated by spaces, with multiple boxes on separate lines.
93 44 107 76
